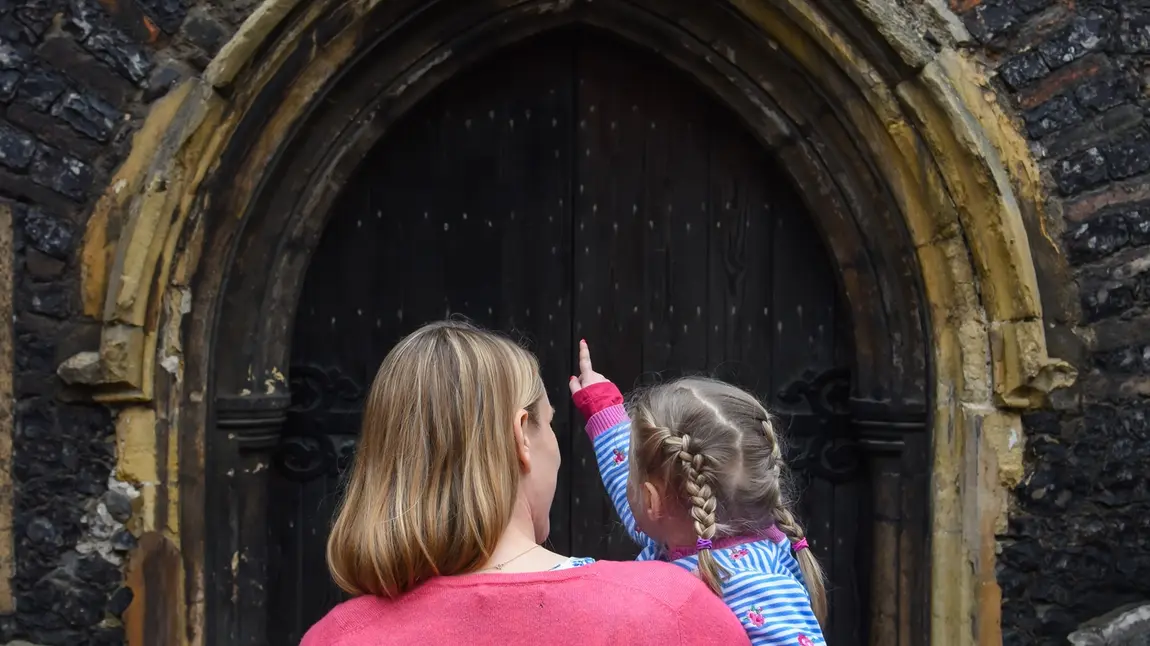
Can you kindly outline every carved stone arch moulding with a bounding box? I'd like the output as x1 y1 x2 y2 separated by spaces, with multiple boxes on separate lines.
62 0 1077 644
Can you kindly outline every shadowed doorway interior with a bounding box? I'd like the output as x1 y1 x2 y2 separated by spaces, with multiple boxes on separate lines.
269 30 870 645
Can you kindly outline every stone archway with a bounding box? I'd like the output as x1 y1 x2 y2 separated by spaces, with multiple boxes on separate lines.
61 1 1076 644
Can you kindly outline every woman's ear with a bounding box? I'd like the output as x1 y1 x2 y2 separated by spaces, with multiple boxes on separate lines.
512 408 531 471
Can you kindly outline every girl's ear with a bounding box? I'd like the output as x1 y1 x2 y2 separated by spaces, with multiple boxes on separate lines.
512 408 531 471
642 481 665 520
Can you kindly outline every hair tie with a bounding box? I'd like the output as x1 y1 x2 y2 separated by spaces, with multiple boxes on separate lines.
695 538 713 551
793 538 809 552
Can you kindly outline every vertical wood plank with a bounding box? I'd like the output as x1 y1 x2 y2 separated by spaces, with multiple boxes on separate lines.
572 39 647 561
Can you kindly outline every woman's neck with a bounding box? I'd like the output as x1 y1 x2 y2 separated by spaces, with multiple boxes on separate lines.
477 502 565 574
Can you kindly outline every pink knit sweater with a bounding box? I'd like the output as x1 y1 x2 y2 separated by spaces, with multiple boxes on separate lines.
301 560 750 645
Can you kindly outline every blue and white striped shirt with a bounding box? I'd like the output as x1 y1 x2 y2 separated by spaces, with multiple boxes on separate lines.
587 406 826 646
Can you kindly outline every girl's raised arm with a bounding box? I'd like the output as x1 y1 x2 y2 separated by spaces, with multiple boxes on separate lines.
569 341 658 558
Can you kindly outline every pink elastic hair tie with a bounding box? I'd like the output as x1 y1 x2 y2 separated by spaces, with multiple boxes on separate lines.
695 538 713 551
793 538 809 552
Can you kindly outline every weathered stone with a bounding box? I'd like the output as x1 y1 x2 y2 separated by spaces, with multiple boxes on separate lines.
80 28 153 85
109 528 134 552
50 92 121 143
999 50 1050 90
36 35 136 107
1119 10 1150 54
0 70 21 102
13 0 55 37
1037 11 1108 69
0 40 28 73
100 492 131 523
29 147 92 202
1055 147 1109 195
56 352 102 386
1068 602 1150 645
181 7 229 57
962 0 1026 43
0 124 36 171
1075 73 1134 113
135 0 188 34
1094 345 1150 376
1105 133 1150 181
1078 249 1150 322
1065 211 1129 264
66 0 103 40
143 59 188 103
24 518 62 549
1023 94 1082 138
104 586 131 616
1043 106 1144 163
25 283 70 319
15 70 67 111
20 209 74 260
23 250 66 280
6 103 105 162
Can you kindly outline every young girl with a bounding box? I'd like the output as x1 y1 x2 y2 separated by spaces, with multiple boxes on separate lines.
569 341 826 646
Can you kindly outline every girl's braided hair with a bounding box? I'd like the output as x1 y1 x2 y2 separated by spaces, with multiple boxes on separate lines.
627 377 827 626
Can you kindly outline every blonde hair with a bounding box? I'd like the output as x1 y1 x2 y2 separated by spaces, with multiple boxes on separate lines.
627 377 827 625
326 320 545 597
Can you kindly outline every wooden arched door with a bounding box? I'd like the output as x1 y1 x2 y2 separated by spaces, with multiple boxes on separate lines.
270 30 865 644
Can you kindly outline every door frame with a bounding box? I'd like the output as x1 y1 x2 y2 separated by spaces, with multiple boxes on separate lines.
68 1 1074 645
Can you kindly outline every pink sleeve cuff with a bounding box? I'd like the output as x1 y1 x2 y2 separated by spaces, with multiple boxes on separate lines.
584 404 628 440
571 381 624 420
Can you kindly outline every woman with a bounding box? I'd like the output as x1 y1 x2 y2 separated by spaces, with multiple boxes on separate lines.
302 321 748 645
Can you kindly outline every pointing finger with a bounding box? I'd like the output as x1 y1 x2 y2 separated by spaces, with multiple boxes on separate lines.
578 339 594 377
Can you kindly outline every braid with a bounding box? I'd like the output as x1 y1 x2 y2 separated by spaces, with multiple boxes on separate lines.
672 434 726 595
761 419 828 628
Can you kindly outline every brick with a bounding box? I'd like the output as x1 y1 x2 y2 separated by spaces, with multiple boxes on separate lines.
999 51 1050 90
1054 147 1109 196
1105 132 1150 181
1015 53 1106 111
1037 12 1108 70
0 123 36 171
16 68 68 111
30 146 93 202
1024 94 1083 138
51 92 121 142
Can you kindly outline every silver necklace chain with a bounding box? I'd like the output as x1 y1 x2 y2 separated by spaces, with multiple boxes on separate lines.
482 544 541 572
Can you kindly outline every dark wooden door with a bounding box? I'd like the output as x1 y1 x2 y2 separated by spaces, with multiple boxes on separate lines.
269 31 865 645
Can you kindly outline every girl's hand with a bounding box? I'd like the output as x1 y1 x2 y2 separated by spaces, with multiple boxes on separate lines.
568 340 609 395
